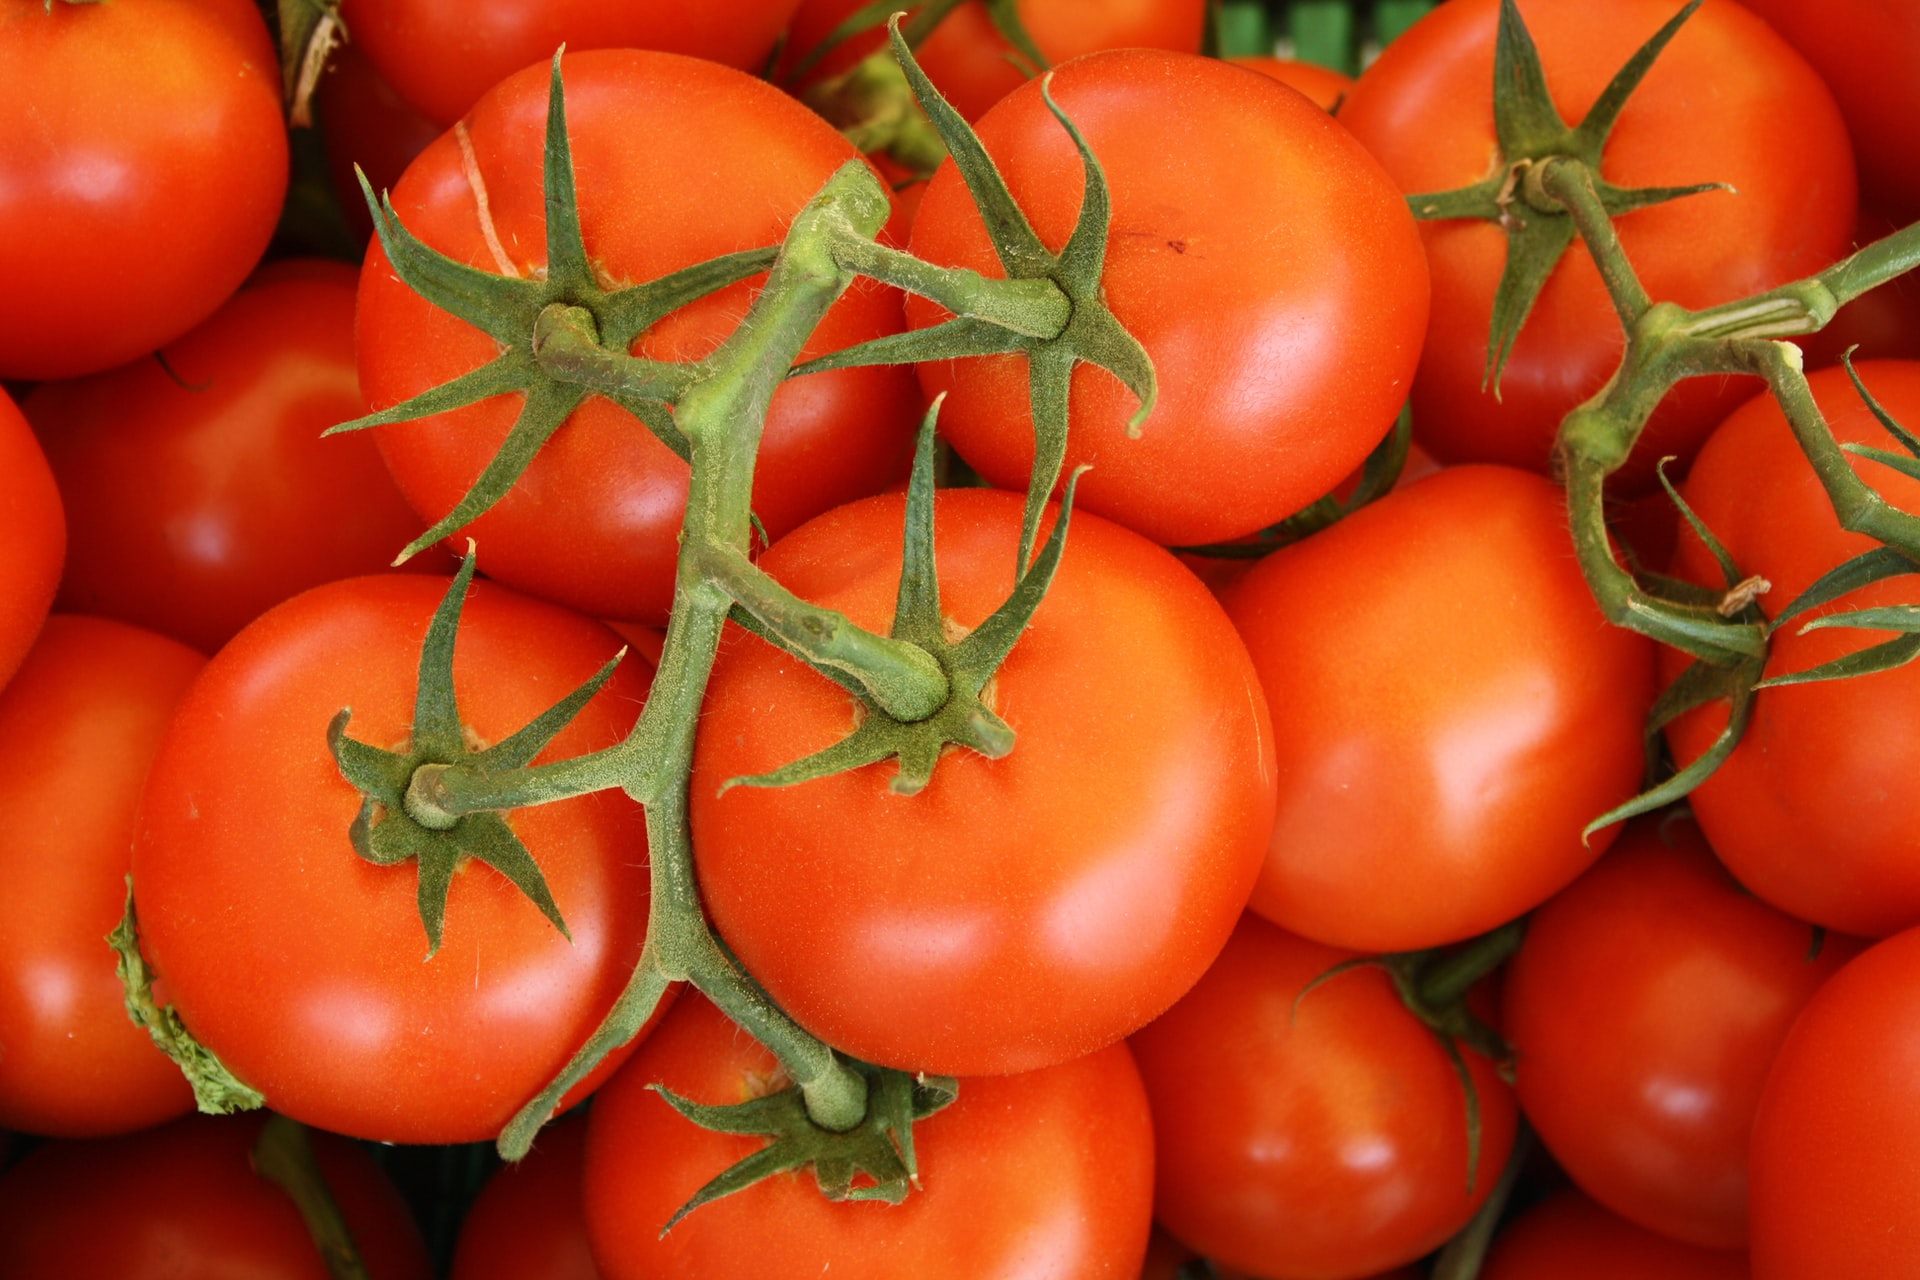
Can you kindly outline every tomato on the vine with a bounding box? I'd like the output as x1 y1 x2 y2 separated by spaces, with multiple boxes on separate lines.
0 387 63 691
1481 1191 1748 1280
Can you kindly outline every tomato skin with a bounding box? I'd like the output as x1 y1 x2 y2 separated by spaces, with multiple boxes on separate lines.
1227 56 1354 113
0 617 202 1137
907 48 1430 547
130 574 659 1143
27 262 438 655
1665 360 1920 937
338 0 805 127
0 388 63 692
0 1112 432 1280
317 39 444 246
1749 926 1920 1278
452 1113 599 1280
0 0 288 381
1338 0 1855 488
582 992 1155 1280
1504 814 1861 1249
1130 913 1517 1280
357 50 921 625
1480 1191 1747 1280
1224 465 1655 952
690 487 1274 1077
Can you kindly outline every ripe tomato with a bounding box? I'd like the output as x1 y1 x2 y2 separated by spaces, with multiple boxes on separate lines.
1504 813 1862 1249
1480 1191 1748 1280
1665 360 1920 936
582 991 1155 1279
0 1112 432 1279
0 617 202 1137
1228 55 1353 112
1224 465 1655 951
690 487 1275 1076
1129 912 1517 1280
1338 0 1856 487
0 0 287 380
130 574 658 1143
337 0 806 127
907 48 1429 548
357 50 922 625
0 388 63 691
28 261 438 655
452 1113 598 1280
316 40 443 246
1749 925 1920 1278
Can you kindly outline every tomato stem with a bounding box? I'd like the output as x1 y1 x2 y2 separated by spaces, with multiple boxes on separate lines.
252 1115 372 1280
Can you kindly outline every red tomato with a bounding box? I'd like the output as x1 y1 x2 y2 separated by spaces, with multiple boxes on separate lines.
1665 360 1920 936
28 262 438 655
337 0 806 127
0 388 63 691
908 49 1429 547
1227 55 1353 112
0 0 287 380
690 487 1275 1076
1130 912 1518 1280
453 1113 600 1280
357 50 922 624
1750 925 1920 1278
781 0 1208 122
0 1112 432 1279
1504 813 1862 1248
130 574 659 1143
316 40 444 245
1224 465 1655 951
0 617 202 1136
1338 0 1856 488
582 992 1155 1279
1480 1191 1748 1280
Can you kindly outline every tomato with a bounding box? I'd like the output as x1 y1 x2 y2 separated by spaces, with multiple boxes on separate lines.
1227 55 1353 112
1223 465 1654 951
0 388 62 691
582 991 1155 1279
316 40 443 245
1504 813 1862 1249
0 1112 431 1279
1749 925 1920 1278
1338 0 1856 488
908 49 1429 547
1480 1191 1748 1280
780 0 1207 123
690 487 1274 1076
357 50 922 625
336 0 806 127
1129 912 1517 1280
0 0 287 380
0 617 202 1136
130 573 659 1143
452 1113 599 1280
27 261 439 655
1665 360 1920 936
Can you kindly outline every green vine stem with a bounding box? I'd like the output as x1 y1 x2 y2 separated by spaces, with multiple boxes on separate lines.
253 1115 373 1280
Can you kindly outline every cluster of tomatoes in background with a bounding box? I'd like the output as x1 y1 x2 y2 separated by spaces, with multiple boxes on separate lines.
3 0 1920 1277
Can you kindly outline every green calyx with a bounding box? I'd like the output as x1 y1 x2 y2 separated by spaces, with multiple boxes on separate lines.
653 1060 958 1234
1408 0 1726 393
328 50 778 566
327 548 625 956
275 0 345 127
797 18 1154 569
725 398 1079 796
110 880 265 1115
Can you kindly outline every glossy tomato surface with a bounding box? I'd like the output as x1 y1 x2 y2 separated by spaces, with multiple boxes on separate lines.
131 574 658 1143
0 0 287 380
1339 0 1855 487
908 48 1429 547
1666 360 1920 936
357 50 921 624
1225 465 1654 951
452 1113 599 1280
0 1112 432 1280
0 617 202 1137
690 487 1275 1076
0 388 63 691
29 262 435 654
1228 55 1354 112
583 992 1155 1279
1505 813 1860 1248
1750 926 1920 1278
1480 1191 1748 1280
1130 912 1517 1280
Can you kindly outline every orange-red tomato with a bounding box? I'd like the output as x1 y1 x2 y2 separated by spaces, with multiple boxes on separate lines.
1228 55 1353 112
0 388 63 691
1481 1191 1748 1280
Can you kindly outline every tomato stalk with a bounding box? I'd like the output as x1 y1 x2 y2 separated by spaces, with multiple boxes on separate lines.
252 1115 374 1280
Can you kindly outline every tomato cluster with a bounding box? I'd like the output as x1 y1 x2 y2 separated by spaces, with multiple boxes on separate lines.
3 1 1919 1278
